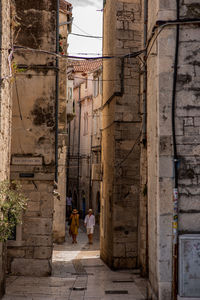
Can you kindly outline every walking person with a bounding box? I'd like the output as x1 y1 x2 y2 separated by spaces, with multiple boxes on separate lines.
66 194 72 219
84 209 95 244
69 209 79 244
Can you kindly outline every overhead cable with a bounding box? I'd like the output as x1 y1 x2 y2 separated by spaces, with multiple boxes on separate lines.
70 32 102 39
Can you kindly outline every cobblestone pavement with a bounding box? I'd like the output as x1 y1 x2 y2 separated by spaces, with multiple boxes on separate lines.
3 223 147 300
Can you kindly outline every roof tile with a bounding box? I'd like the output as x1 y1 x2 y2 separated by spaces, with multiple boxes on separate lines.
68 59 102 73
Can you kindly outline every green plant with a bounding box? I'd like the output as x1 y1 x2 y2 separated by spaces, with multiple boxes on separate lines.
0 180 28 242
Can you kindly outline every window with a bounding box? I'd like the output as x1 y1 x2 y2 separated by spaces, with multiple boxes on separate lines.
93 114 97 135
68 87 73 101
84 112 88 135
93 77 99 97
99 75 103 95
85 77 88 89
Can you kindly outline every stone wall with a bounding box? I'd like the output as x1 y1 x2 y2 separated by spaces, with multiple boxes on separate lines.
101 0 142 269
0 0 12 297
7 0 56 276
146 0 200 299
53 8 69 244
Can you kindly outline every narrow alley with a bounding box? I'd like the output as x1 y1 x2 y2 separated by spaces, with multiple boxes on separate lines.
2 223 147 300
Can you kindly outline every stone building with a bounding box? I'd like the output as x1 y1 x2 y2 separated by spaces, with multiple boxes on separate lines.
146 1 200 299
67 60 102 218
53 0 72 243
101 0 142 269
102 0 200 299
7 0 58 277
0 0 12 296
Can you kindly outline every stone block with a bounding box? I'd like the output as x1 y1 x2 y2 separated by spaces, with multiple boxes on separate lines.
126 242 137 254
116 29 135 40
179 212 200 231
194 117 200 127
34 247 52 259
159 136 172 156
22 183 36 191
11 258 51 276
158 10 176 21
184 126 199 136
159 156 173 178
40 192 54 217
25 247 34 259
112 257 137 269
37 182 53 192
24 211 39 217
113 243 125 257
159 178 173 215
184 117 194 126
7 249 25 258
25 235 52 247
158 282 172 300
176 135 200 145
28 191 41 202
179 195 200 211
23 217 52 236
27 201 40 212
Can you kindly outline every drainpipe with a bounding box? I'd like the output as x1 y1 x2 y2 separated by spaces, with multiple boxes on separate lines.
66 122 71 196
143 0 148 277
55 0 59 182
77 86 81 209
143 0 147 145
172 1 180 299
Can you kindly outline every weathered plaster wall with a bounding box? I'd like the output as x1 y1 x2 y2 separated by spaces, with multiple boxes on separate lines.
101 0 142 269
0 0 12 297
8 0 56 276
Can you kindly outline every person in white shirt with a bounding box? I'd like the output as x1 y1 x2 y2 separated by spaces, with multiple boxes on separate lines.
66 195 72 219
84 209 95 244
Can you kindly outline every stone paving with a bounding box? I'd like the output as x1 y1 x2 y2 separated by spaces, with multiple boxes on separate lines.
3 223 147 300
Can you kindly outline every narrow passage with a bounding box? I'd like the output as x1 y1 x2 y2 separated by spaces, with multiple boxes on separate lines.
3 223 147 300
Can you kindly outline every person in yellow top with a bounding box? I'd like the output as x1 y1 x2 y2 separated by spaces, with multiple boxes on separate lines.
69 209 79 243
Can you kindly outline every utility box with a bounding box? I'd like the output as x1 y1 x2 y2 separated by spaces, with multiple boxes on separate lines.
179 234 200 297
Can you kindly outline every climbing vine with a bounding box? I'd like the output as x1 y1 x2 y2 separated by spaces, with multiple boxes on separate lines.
0 180 28 242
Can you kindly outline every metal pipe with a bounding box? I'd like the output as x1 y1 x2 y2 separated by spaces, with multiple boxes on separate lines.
143 0 148 277
143 0 147 144
77 86 81 209
55 0 59 182
66 122 71 196
172 1 180 299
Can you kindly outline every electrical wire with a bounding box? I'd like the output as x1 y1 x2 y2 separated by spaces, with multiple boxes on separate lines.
144 19 200 66
72 23 95 36
114 130 142 168
14 76 23 121
14 45 116 60
70 32 102 39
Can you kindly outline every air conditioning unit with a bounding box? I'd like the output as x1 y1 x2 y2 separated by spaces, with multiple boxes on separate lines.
91 163 102 181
